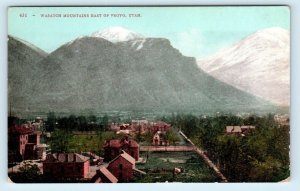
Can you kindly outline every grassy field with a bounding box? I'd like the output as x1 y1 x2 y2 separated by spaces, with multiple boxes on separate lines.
67 131 119 154
136 152 217 182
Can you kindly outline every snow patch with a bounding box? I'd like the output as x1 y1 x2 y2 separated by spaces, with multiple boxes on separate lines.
91 26 144 43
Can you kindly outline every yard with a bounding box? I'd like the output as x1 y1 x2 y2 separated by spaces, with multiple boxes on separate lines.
47 130 121 155
138 127 190 146
135 152 217 182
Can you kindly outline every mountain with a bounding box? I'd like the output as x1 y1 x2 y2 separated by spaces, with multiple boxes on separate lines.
91 26 144 43
197 27 290 106
8 36 48 113
8 34 277 115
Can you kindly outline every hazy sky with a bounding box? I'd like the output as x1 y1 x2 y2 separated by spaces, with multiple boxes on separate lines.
8 6 289 58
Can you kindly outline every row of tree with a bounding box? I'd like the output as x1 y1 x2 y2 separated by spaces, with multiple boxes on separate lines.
45 112 109 132
159 113 290 182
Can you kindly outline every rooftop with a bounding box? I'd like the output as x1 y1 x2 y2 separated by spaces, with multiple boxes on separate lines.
104 138 139 148
44 153 90 163
109 150 136 165
98 167 118 183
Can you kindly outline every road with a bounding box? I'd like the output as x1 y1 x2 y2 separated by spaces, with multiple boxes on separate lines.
140 145 194 152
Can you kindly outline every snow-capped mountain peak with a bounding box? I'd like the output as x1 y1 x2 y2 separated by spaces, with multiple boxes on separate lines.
197 27 290 106
91 26 144 43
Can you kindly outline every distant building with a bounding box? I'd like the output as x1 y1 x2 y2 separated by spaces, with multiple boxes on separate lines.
225 126 255 135
103 136 139 162
110 123 121 132
107 151 135 182
92 167 118 183
152 131 169 146
131 119 149 134
240 125 256 133
43 153 90 179
274 114 289 126
153 132 161 145
116 129 131 135
150 121 171 133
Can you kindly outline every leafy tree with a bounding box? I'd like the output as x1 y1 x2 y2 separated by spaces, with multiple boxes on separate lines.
9 161 41 183
49 129 73 152
45 112 56 132
100 114 109 130
88 115 97 123
166 130 180 145
165 113 290 182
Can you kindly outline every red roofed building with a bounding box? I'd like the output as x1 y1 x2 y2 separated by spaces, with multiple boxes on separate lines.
43 153 90 179
103 136 139 162
107 151 135 182
150 121 171 133
8 125 42 161
92 167 118 183
8 126 34 160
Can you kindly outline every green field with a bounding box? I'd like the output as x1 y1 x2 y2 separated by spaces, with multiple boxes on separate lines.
47 130 122 155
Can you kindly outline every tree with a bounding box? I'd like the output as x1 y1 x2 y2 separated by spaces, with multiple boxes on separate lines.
100 114 109 130
77 115 87 131
166 130 180 145
49 129 73 152
45 112 56 132
88 115 97 123
9 161 41 183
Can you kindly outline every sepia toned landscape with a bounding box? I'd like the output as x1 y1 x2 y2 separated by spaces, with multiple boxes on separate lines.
8 7 290 183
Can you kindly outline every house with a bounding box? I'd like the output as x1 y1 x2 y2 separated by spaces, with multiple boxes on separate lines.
131 119 149 134
150 121 171 133
116 129 130 134
153 132 161 145
91 167 118 183
8 126 33 160
110 123 131 131
107 151 136 182
152 131 169 146
240 125 255 133
225 126 242 134
28 131 41 145
225 126 255 135
110 123 121 132
43 153 90 179
9 125 41 160
103 136 139 162
36 144 47 160
120 124 130 130
8 117 44 162
31 117 44 131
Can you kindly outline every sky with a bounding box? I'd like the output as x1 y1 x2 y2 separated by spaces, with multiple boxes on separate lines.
8 6 290 58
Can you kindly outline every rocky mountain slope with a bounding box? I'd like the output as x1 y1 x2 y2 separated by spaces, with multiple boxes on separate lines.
198 27 290 106
8 36 48 112
8 28 277 114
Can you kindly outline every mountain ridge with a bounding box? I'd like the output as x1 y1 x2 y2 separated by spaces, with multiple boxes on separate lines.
8 34 277 115
197 27 289 106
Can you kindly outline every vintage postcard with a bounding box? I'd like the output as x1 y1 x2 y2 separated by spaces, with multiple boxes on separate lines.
7 6 290 183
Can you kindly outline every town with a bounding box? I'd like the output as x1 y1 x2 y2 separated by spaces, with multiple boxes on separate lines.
8 112 290 183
